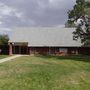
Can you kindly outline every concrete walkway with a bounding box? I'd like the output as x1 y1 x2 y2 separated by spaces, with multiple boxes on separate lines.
0 55 22 63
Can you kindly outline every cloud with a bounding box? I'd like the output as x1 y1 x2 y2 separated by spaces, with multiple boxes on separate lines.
0 2 22 17
0 0 76 28
0 2 24 26
0 27 11 34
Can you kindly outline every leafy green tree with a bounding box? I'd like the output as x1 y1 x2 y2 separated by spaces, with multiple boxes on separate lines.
86 1 90 8
0 34 9 45
66 0 86 27
66 0 90 46
73 17 90 46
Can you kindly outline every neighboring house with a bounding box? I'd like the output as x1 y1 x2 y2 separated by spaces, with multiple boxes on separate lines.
9 27 90 55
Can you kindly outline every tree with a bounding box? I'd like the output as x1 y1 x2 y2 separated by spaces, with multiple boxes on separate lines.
73 15 90 46
67 0 90 46
0 34 9 45
86 2 90 8
66 0 86 27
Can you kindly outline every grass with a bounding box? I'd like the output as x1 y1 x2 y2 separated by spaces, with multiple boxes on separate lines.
0 55 90 90
0 55 9 59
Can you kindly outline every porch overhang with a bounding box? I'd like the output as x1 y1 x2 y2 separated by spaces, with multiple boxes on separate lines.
9 42 28 46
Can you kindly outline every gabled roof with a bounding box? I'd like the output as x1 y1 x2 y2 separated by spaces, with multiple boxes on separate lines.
9 27 81 47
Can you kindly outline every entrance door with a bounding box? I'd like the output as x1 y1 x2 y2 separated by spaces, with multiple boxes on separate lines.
13 46 28 54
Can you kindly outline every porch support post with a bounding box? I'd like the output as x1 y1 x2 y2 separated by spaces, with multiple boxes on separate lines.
13 45 15 54
27 46 28 54
29 47 31 55
76 48 79 55
49 47 50 55
19 46 21 54
9 43 13 55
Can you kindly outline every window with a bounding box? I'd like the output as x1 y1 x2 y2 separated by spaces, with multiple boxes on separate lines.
59 48 67 53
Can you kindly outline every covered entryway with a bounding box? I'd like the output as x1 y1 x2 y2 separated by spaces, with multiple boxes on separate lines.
13 46 28 54
9 42 28 55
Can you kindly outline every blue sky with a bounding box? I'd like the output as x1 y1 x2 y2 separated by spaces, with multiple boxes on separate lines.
0 0 76 34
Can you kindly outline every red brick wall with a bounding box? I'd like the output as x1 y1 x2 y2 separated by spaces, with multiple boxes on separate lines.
29 47 70 55
29 47 49 55
78 47 90 55
29 47 90 55
10 46 90 55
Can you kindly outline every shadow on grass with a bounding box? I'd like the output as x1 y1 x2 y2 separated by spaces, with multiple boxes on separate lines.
35 55 90 62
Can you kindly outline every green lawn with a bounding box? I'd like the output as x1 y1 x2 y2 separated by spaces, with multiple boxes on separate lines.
0 55 9 59
0 55 90 90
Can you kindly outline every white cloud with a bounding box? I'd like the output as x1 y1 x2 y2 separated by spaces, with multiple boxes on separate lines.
28 19 36 26
0 1 25 33
0 2 14 16
0 2 24 22
0 27 11 34
15 12 23 18
0 0 76 28
0 21 3 25
0 2 20 33
48 0 76 9
49 0 63 8
49 0 59 4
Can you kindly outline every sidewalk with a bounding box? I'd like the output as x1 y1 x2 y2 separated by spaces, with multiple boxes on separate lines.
0 55 22 63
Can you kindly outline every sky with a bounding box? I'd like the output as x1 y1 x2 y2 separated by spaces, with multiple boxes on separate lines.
0 0 76 34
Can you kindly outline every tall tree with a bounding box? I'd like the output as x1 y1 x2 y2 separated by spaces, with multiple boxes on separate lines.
66 0 90 47
73 16 90 46
0 34 9 45
66 0 86 27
